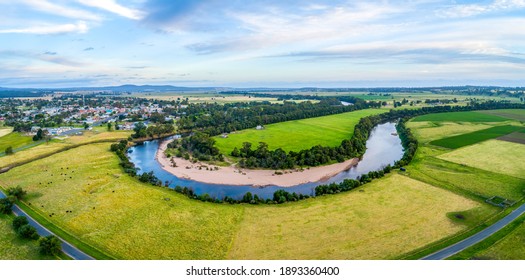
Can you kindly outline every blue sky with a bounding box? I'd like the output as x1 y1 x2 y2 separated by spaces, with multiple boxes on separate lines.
0 0 524 88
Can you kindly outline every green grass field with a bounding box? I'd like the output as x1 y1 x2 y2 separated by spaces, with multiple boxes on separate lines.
0 132 34 152
473 218 525 259
0 215 48 260
406 121 493 143
228 174 488 259
0 127 13 138
429 125 523 149
0 143 489 260
412 111 510 123
479 109 525 122
214 108 387 153
438 140 525 180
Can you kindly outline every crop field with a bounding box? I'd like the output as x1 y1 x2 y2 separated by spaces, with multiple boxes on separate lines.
429 125 523 149
412 111 510 123
480 109 525 122
0 130 131 169
214 108 387 153
0 215 45 260
0 132 34 152
498 131 525 144
408 149 525 200
438 140 525 180
406 122 493 143
228 174 488 259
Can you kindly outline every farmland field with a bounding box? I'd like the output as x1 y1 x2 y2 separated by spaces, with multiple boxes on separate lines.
480 109 525 122
473 219 525 259
228 174 489 259
406 122 493 143
438 140 525 180
498 131 525 144
0 132 34 152
0 127 13 138
0 215 46 260
429 125 523 149
411 111 510 123
0 130 131 169
214 108 387 153
0 143 490 260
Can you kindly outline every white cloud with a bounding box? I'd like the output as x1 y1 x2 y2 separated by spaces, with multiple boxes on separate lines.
19 0 100 21
0 21 89 35
77 0 145 20
438 0 525 18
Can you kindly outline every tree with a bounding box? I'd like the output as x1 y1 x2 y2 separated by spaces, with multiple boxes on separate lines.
0 198 13 214
39 235 61 256
5 146 13 155
33 128 47 141
84 123 90 130
7 186 26 200
12 216 29 231
107 122 113 131
17 224 39 240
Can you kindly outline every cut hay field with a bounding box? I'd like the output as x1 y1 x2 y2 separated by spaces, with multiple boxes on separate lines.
498 131 525 144
0 127 13 138
0 130 131 169
438 140 525 180
228 174 490 259
412 111 510 123
406 122 493 143
214 108 387 154
0 215 47 260
0 132 34 152
0 143 489 260
429 125 523 149
479 109 525 122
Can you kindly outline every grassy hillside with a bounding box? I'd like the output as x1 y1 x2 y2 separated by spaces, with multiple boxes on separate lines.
214 108 387 154
0 127 13 138
0 132 34 152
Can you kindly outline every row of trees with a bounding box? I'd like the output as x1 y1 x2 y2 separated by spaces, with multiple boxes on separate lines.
178 97 382 136
132 122 175 139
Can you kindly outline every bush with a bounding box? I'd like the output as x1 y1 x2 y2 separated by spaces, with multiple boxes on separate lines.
0 198 13 214
7 186 26 200
17 224 39 240
5 146 13 155
12 216 29 231
39 235 61 256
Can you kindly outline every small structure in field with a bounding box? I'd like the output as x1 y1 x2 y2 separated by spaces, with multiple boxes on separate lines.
256 125 264 130
221 133 228 138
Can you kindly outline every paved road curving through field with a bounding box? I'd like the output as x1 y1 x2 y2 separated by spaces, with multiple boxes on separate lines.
422 202 525 260
0 190 94 260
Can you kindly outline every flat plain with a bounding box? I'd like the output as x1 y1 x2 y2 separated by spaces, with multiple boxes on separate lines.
429 125 523 149
214 108 387 153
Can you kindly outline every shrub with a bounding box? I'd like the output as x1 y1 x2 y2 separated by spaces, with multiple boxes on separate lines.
12 216 29 231
39 235 61 256
17 224 39 240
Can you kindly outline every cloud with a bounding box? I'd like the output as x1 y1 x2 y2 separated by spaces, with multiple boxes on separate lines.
19 0 100 21
0 50 87 67
0 21 89 35
83 47 94 51
77 0 145 20
438 0 525 18
43 51 57 55
141 0 208 26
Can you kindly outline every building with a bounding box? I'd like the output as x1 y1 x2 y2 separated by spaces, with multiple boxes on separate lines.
256 125 264 130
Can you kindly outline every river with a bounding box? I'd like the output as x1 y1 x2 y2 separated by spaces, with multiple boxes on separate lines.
128 122 404 199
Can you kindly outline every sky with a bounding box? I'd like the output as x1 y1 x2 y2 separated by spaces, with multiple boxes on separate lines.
0 0 524 88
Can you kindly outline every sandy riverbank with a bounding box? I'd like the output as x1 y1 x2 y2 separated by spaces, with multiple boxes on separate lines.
156 140 359 187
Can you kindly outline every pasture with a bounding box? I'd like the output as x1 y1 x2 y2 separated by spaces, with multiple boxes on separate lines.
0 215 46 260
498 131 525 144
214 108 387 153
228 174 488 260
0 143 490 260
0 130 131 169
429 125 523 149
0 132 34 152
406 121 493 143
438 140 525 180
0 127 13 138
411 111 510 123
473 219 525 259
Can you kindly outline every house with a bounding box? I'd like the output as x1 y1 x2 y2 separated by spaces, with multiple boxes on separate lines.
256 125 264 130
221 133 228 138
